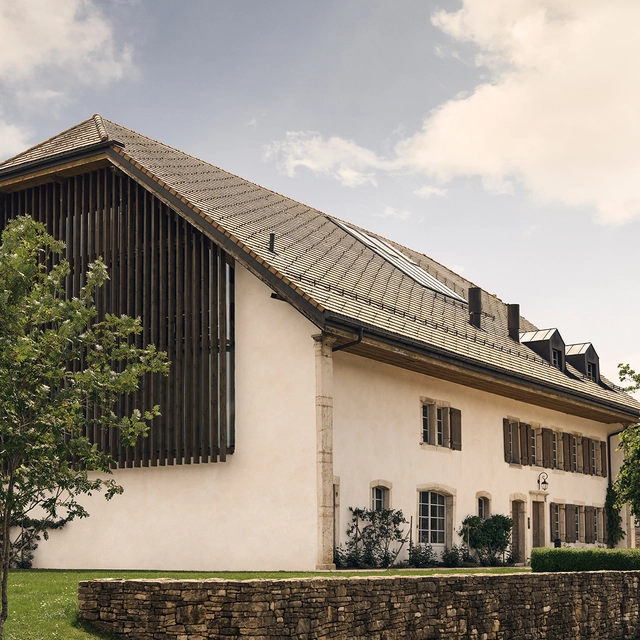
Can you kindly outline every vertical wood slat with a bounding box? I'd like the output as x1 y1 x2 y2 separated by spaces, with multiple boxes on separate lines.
183 224 193 464
210 244 219 463
157 203 167 466
166 209 176 465
199 234 209 462
175 216 184 465
219 250 228 462
147 195 157 466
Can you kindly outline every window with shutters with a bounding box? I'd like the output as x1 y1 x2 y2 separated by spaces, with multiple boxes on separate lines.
421 399 462 451
552 432 559 469
531 428 538 465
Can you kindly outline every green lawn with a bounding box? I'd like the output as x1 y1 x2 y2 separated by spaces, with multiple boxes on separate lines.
6 567 528 639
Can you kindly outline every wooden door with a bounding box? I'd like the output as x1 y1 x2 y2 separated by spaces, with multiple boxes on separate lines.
532 501 545 548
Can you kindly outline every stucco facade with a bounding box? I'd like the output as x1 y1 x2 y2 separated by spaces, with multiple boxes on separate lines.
333 351 622 562
34 266 321 570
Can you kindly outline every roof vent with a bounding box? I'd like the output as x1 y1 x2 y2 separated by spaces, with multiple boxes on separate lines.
507 304 520 342
469 287 482 329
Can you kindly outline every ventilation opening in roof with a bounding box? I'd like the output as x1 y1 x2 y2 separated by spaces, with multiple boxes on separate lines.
333 219 467 303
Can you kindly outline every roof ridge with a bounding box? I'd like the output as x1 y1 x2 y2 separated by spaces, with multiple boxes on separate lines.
93 114 109 142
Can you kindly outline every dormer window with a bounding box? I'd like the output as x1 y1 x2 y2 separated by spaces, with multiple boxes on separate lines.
520 329 566 373
565 343 600 383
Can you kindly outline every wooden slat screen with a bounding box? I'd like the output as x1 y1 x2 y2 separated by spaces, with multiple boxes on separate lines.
0 169 235 466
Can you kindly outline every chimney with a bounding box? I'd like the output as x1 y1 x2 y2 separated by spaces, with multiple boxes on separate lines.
507 304 520 342
469 287 482 329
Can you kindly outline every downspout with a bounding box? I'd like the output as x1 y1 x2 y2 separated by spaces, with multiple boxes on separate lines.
332 327 363 353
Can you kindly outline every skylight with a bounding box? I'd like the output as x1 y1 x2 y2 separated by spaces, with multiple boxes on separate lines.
333 219 467 303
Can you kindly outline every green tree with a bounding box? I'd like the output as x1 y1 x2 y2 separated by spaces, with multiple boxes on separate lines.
0 216 168 637
613 364 640 533
459 514 512 565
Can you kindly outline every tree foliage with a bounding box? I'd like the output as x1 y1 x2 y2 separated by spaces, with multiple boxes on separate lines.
605 486 625 548
0 216 168 637
334 507 408 568
459 514 513 565
613 363 640 530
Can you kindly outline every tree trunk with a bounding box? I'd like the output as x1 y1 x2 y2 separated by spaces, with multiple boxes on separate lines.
0 469 15 639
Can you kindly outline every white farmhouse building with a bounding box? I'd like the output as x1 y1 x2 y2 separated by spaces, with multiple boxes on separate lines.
0 115 638 570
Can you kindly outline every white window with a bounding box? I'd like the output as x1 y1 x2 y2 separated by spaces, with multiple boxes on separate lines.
437 407 444 446
572 436 578 472
422 405 430 444
478 497 488 520
418 492 445 545
552 504 560 542
531 428 537 466
372 486 388 511
552 432 558 469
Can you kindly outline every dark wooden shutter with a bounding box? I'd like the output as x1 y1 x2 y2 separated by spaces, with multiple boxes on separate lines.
582 437 592 475
603 506 609 544
565 505 576 543
542 428 553 468
450 408 462 451
563 432 572 471
503 419 511 462
520 423 530 466
601 441 608 478
584 507 593 543
549 503 556 541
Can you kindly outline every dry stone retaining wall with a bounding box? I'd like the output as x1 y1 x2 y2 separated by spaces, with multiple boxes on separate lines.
78 571 640 639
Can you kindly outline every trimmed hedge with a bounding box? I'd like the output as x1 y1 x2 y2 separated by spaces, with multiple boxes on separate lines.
531 547 640 572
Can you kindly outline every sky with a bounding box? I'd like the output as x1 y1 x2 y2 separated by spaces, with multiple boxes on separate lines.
0 0 639 384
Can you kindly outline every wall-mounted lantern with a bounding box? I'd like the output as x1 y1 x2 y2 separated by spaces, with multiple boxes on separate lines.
537 472 549 492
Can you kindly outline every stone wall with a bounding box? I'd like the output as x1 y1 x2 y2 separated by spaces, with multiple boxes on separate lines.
78 571 640 639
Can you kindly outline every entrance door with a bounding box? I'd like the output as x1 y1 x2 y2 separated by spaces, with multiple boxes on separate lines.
511 500 525 562
532 501 545 548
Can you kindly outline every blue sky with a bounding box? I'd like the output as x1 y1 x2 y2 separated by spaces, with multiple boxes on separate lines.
1 0 639 383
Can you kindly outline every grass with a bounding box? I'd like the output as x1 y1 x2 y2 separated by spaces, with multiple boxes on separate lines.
5 567 528 639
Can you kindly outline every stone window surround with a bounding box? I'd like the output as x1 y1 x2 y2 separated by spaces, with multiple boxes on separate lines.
416 483 456 549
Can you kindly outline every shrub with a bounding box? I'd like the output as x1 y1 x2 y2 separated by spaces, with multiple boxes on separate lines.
408 543 437 568
440 544 475 567
531 547 640 572
335 507 408 568
459 514 513 565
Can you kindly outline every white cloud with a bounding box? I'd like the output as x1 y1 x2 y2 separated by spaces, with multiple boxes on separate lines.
377 206 412 221
264 131 393 187
268 1 640 225
415 185 448 199
0 118 31 159
0 0 131 84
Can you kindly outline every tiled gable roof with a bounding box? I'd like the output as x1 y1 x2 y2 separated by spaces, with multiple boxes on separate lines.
1 116 639 418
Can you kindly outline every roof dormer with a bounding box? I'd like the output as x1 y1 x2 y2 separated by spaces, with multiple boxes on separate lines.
520 329 566 372
565 343 600 383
